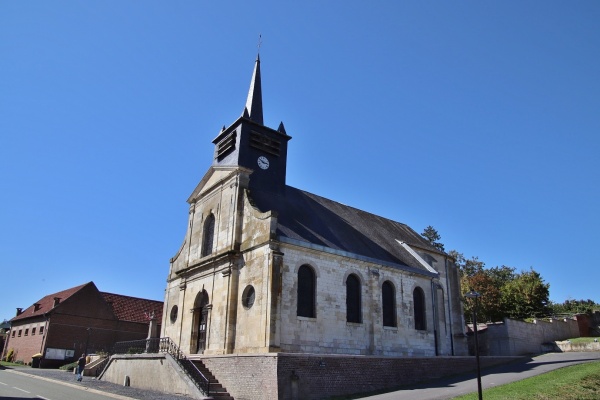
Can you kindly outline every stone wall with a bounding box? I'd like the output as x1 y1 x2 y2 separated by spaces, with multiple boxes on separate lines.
485 318 580 356
100 353 205 399
278 244 457 356
201 354 279 400
555 340 600 352
201 353 520 400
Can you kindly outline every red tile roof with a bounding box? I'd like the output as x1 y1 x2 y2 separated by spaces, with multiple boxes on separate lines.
10 282 92 322
101 292 163 324
10 281 164 325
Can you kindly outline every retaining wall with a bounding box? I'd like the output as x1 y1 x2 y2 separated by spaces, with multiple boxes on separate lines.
100 352 520 400
99 353 206 399
555 341 600 352
201 353 520 400
486 318 580 356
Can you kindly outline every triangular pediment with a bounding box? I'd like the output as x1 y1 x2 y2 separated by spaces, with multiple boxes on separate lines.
187 165 252 203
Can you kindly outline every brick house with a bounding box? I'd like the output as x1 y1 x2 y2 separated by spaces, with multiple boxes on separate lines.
4 281 162 368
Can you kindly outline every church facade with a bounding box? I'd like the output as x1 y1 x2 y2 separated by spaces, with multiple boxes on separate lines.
161 56 467 358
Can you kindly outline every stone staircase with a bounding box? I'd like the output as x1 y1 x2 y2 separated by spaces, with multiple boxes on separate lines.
191 359 233 400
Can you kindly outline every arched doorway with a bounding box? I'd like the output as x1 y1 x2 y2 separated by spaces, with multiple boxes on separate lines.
191 290 209 354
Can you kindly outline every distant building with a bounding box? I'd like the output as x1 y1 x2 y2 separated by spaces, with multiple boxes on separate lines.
161 56 468 358
0 320 9 359
3 281 162 367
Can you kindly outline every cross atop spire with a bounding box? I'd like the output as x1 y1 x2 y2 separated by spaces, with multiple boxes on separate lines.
243 54 264 125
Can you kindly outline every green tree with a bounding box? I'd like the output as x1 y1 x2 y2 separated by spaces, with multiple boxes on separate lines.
501 268 550 319
487 265 516 287
549 299 600 315
462 272 503 322
421 225 445 252
449 250 485 277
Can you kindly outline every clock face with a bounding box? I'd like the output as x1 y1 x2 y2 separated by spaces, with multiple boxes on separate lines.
257 156 269 170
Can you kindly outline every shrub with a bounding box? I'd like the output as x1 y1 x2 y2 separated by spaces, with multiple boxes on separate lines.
4 348 14 362
59 361 78 371
126 347 144 354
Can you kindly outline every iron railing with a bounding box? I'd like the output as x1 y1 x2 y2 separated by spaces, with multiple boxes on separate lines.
95 357 110 377
108 337 210 396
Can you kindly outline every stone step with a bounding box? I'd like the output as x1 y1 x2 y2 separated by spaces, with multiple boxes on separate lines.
190 359 234 400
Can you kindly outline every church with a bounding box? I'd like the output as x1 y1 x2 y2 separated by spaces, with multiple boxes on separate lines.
160 55 467 361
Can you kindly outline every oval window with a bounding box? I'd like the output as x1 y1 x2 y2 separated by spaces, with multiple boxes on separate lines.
170 305 178 323
242 286 256 309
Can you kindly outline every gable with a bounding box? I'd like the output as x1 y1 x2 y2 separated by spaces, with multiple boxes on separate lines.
10 282 91 322
187 165 252 203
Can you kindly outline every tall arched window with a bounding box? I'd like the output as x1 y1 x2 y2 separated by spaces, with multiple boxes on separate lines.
437 287 447 333
382 281 396 327
297 265 316 318
346 274 361 323
201 213 215 257
413 286 426 331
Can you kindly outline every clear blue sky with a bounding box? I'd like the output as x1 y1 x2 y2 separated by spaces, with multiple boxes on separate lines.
2 2 599 322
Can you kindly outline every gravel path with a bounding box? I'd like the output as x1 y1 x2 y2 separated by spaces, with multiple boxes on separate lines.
2 365 196 400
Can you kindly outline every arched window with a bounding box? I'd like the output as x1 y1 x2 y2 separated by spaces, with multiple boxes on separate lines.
437 287 447 333
297 265 316 318
382 281 396 327
346 274 361 323
201 213 215 257
414 286 426 331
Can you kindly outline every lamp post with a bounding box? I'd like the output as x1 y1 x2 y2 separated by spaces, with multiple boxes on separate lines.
465 290 483 400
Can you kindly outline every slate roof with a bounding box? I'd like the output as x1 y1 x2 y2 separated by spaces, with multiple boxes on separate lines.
251 186 444 275
101 293 163 324
243 54 263 125
10 282 90 322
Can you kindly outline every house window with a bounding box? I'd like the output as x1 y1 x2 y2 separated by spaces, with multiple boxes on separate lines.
382 281 397 327
39 326 44 335
297 265 316 318
414 286 426 331
11 330 15 338
18 330 22 337
32 327 36 335
346 274 362 323
24 329 29 336
201 213 215 257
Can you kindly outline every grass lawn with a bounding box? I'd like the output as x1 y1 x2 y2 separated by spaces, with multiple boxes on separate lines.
452 360 600 400
0 361 29 368
567 337 600 345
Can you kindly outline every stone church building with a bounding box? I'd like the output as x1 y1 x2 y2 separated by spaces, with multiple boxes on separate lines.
161 55 467 362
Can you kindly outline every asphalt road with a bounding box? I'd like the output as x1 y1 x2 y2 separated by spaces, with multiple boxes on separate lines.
0 368 131 400
360 352 600 400
2 352 599 400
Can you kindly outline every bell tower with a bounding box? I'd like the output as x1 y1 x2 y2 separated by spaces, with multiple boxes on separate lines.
211 55 291 194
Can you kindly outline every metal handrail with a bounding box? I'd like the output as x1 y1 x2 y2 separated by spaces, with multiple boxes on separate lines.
110 337 210 396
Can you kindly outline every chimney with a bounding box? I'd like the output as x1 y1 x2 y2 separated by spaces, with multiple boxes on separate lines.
33 303 41 312
16 308 23 316
53 297 61 307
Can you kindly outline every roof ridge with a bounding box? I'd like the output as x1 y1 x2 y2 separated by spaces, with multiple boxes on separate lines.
290 185 411 227
101 292 162 302
287 185 444 255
